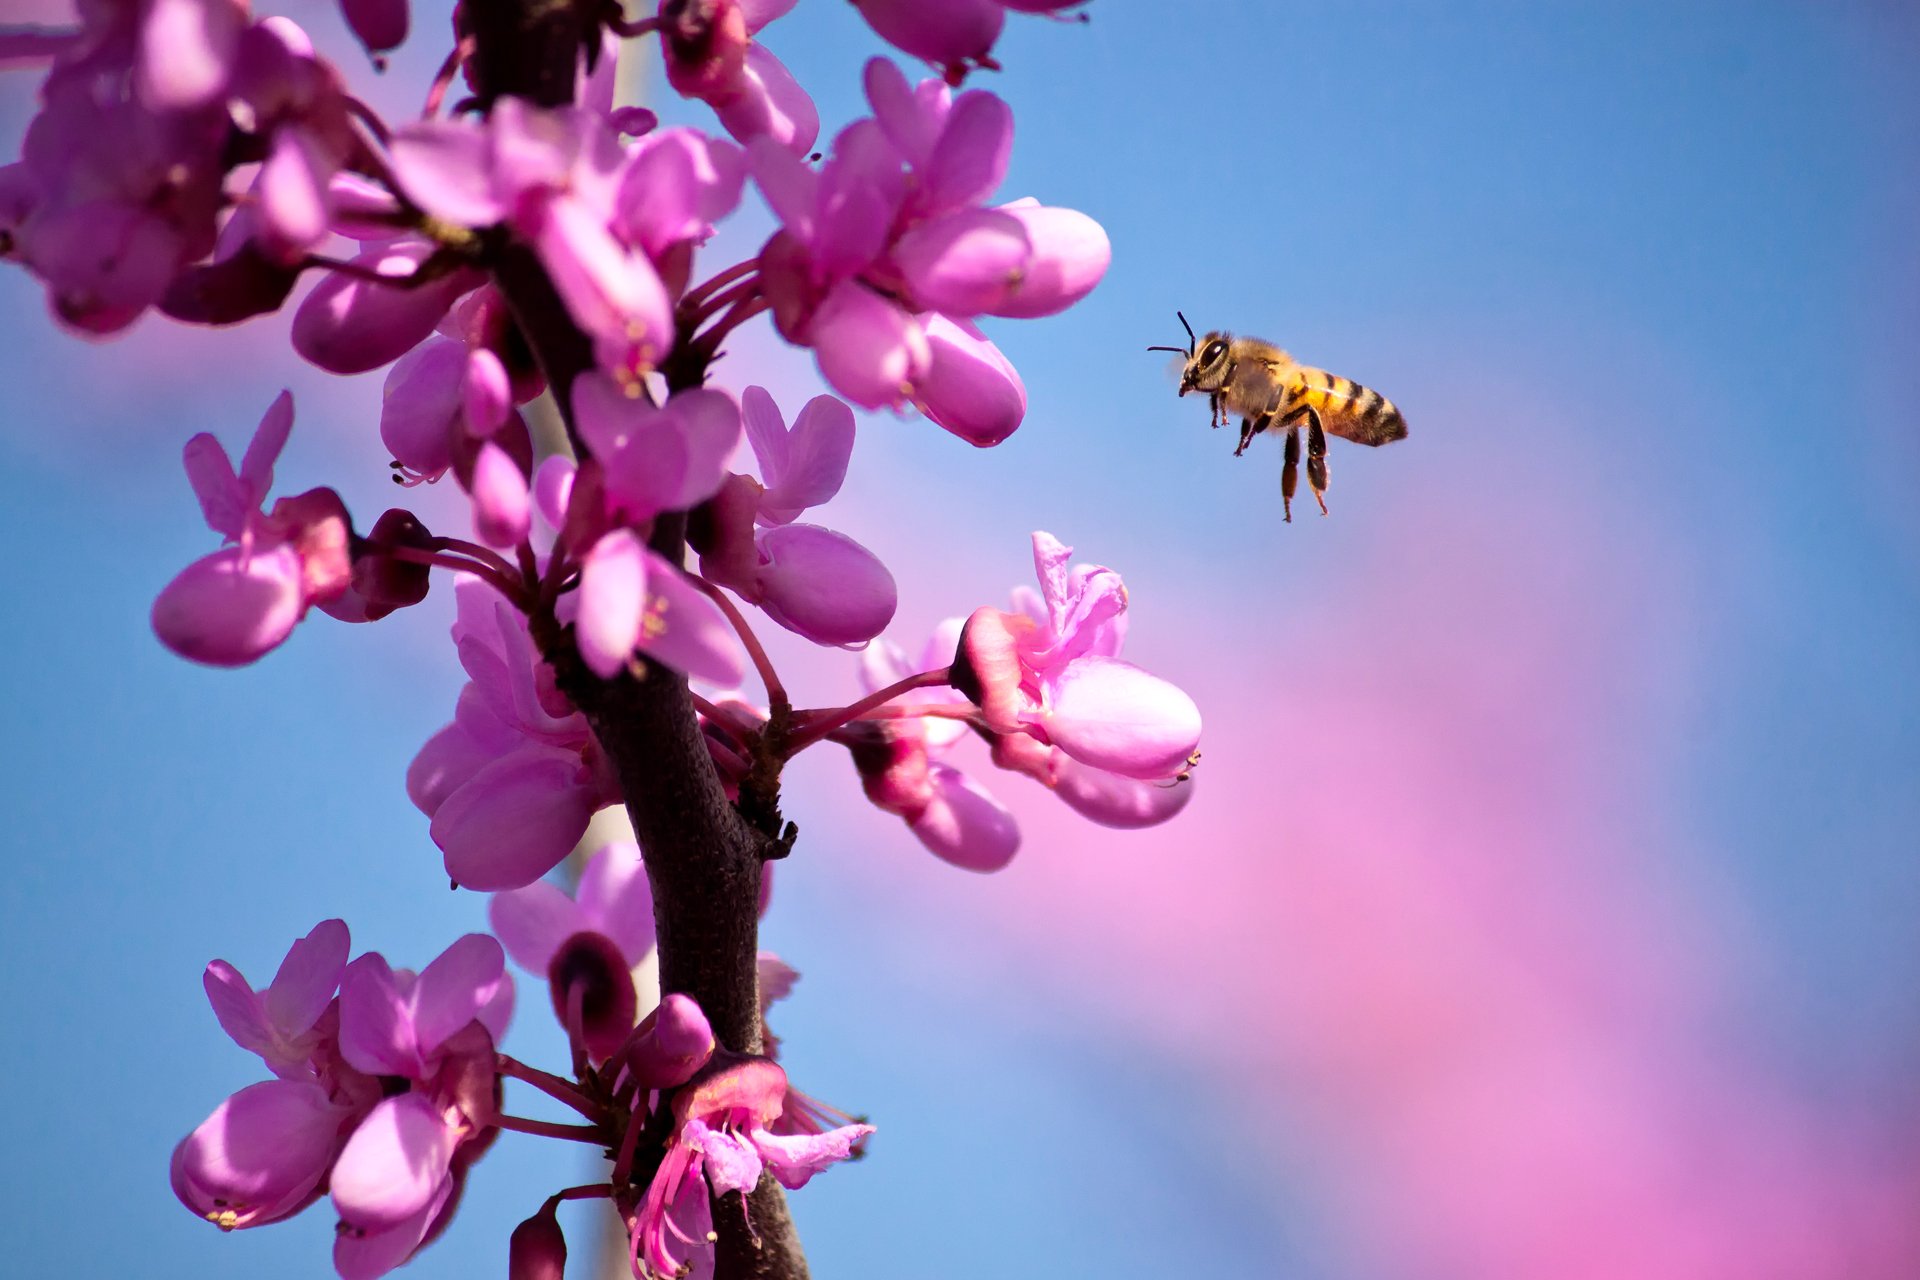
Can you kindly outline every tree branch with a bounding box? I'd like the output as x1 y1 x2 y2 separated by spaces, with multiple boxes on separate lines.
467 4 809 1277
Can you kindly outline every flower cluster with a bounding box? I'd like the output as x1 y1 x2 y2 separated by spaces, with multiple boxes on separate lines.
172 922 513 1280
5 2 1216 1275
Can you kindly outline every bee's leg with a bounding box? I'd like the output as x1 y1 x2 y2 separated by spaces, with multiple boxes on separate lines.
1234 416 1258 457
1305 410 1330 516
1281 425 1300 523
1210 392 1224 427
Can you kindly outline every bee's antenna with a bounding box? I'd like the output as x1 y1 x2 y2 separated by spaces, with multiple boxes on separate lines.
1146 346 1188 354
1175 310 1197 354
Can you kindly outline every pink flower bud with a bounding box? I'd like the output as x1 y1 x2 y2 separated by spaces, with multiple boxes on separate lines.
983 201 1110 319
893 207 1029 316
341 0 409 56
914 313 1026 446
380 338 465 478
171 1079 343 1230
547 931 638 1063
1039 656 1203 781
575 530 648 679
292 242 473 375
909 764 1020 871
153 544 307 667
463 348 512 436
850 0 1003 69
619 992 716 1091
1052 754 1195 829
753 523 897 647
469 441 531 549
509 1203 567 1280
808 280 929 409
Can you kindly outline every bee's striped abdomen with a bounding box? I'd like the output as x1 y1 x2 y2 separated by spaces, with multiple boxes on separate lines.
1294 369 1408 447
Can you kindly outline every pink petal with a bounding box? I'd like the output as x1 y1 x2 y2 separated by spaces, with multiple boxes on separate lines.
616 128 747 258
753 524 897 647
202 961 272 1058
152 543 306 668
808 282 929 410
984 202 1110 319
922 88 1013 214
620 993 713 1090
738 0 799 31
259 126 331 255
329 171 405 241
405 715 497 818
576 530 648 679
751 1122 876 1190
712 43 819 156
739 384 790 485
1040 657 1202 781
684 1119 763 1196
238 390 295 506
412 933 507 1054
909 764 1019 871
463 348 512 436
174 1079 344 1226
745 136 818 240
389 119 505 227
914 313 1025 446
533 195 671 358
338 953 417 1078
532 456 576 529
292 242 472 375
333 1177 451 1280
862 57 944 171
380 338 465 477
760 393 853 520
893 208 1030 316
1051 753 1195 829
577 840 655 964
331 1094 457 1230
433 747 601 891
263 918 350 1040
635 551 750 685
488 881 588 975
137 0 243 111
469 441 531 549
182 432 245 539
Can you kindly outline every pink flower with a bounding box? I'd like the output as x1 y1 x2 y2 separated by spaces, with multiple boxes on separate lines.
571 373 741 522
407 580 624 891
489 840 656 1062
292 239 480 375
152 392 354 666
850 0 1090 82
631 1052 871 1280
560 523 748 685
389 99 674 378
955 532 1202 782
693 387 898 647
849 623 1020 871
330 934 512 1280
657 0 817 155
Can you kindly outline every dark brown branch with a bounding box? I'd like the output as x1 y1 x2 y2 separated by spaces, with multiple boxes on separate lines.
467 4 809 1276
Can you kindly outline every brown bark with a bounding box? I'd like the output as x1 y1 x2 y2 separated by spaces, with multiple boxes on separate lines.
466 6 808 1276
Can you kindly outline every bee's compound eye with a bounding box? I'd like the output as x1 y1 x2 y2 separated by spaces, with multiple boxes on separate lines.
1203 341 1227 364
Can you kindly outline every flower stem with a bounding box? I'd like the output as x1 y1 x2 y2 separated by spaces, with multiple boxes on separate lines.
380 545 527 603
493 1114 609 1145
498 1053 605 1119
685 575 788 712
785 668 956 757
682 258 759 311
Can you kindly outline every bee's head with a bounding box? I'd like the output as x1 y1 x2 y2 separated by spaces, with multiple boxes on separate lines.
1186 331 1233 393
1148 311 1232 396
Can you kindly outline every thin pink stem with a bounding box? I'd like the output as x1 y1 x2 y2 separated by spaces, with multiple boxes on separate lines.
685 277 760 328
685 576 787 710
784 667 956 756
607 12 662 38
696 296 772 355
497 1054 603 1119
545 1183 615 1210
380 545 526 601
610 1096 648 1187
681 259 759 311
434 535 524 583
493 1114 609 1145
423 36 475 118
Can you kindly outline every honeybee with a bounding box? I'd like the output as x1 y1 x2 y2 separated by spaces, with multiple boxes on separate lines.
1150 312 1407 521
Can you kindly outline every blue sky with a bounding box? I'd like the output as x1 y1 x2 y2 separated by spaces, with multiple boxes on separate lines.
0 4 1915 1278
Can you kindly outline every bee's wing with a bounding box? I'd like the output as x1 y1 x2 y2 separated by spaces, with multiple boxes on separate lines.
1291 367 1408 446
